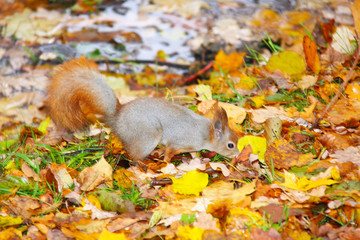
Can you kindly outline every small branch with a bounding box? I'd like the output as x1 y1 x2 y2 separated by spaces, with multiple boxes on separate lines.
313 46 360 127
182 61 214 84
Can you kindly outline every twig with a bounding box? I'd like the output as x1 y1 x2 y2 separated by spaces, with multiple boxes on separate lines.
313 47 360 127
182 61 214 84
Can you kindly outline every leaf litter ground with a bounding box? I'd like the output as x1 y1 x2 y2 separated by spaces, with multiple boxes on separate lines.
1 0 360 239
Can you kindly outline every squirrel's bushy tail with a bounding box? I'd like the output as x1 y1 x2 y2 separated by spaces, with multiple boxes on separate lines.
47 57 120 132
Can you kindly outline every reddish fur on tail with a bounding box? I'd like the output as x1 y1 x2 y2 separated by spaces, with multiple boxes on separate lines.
47 57 110 132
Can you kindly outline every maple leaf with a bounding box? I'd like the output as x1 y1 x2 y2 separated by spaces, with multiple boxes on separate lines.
213 49 246 72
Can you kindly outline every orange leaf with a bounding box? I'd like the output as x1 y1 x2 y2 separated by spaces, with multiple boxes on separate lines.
351 0 360 35
213 49 245 72
303 35 320 74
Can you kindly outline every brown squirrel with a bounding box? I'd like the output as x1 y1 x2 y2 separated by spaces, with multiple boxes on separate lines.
47 57 239 162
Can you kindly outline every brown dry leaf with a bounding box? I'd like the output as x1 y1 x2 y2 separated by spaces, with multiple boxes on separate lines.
259 204 303 223
264 117 282 146
77 156 113 191
319 132 360 152
248 106 293 124
265 139 314 169
8 195 41 218
107 217 144 233
61 226 100 240
330 147 360 166
249 228 282 240
21 162 40 181
209 162 230 177
202 180 255 205
193 212 218 231
46 163 74 193
303 35 320 74
323 98 360 127
321 19 335 44
297 75 318 90
351 0 360 34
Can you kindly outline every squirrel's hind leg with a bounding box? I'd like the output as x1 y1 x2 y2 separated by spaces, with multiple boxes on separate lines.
124 127 162 161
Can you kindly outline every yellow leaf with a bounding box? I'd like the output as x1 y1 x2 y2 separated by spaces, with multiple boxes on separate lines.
156 50 168 61
266 51 306 80
229 208 264 228
288 230 311 240
176 226 204 240
237 136 267 161
99 229 127 240
232 72 257 90
38 116 51 133
81 195 102 210
278 170 339 191
331 167 341 181
194 84 213 101
213 49 246 72
171 171 208 196
249 96 266 108
0 227 23 240
345 82 360 101
0 216 22 227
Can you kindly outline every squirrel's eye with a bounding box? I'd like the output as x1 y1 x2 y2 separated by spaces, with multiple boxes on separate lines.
227 142 234 149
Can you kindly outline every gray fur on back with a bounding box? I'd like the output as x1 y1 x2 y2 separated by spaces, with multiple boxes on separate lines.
109 98 211 158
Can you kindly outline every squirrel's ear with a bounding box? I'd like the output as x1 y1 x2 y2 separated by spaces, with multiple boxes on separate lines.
212 106 228 140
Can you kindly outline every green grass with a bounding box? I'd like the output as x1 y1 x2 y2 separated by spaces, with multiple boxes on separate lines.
266 88 327 112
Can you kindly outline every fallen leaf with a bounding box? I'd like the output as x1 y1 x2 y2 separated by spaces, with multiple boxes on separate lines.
171 171 208 196
265 139 314 169
176 226 204 240
248 106 293 124
209 162 230 177
264 117 282 146
77 156 113 191
331 26 357 55
237 136 267 161
177 158 207 172
276 169 339 191
213 49 246 72
194 84 212 101
345 82 360 101
297 75 318 90
303 35 320 74
193 212 218 231
351 0 360 34
266 51 306 80
99 229 127 240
